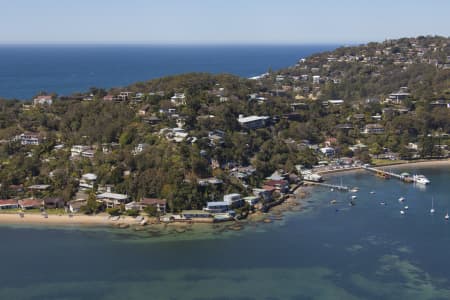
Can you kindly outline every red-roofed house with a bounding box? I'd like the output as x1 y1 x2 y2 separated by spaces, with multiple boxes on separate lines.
264 180 289 193
0 199 19 210
18 199 42 210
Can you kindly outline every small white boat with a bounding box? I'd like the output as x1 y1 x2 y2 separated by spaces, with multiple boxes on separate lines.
445 211 449 221
330 188 334 192
398 197 405 202
350 187 359 193
413 174 430 185
430 197 435 214
370 191 375 194
404 206 409 210
400 210 405 215
380 202 386 206
351 195 357 200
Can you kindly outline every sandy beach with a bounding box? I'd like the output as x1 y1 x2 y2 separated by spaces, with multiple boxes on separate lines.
319 159 450 177
0 213 144 227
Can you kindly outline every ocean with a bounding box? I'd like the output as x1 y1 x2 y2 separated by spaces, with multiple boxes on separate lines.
0 44 338 100
1 164 450 299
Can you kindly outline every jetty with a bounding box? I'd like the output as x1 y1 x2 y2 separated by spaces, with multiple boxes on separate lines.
362 166 415 183
304 181 349 191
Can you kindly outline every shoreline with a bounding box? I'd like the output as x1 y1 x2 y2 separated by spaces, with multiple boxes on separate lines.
0 159 447 229
318 158 450 177
0 213 144 227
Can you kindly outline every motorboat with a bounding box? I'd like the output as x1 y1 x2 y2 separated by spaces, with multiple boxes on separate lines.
398 197 405 202
413 174 430 185
400 210 405 215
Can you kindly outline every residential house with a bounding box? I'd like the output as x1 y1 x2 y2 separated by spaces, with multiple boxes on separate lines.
363 124 385 134
320 147 335 157
223 193 244 208
132 143 149 155
143 116 161 125
68 199 86 213
387 90 411 104
18 199 42 210
237 115 270 130
138 105 151 116
103 94 117 101
180 210 212 220
170 93 186 105
125 198 167 214
252 188 273 202
264 180 290 193
71 145 95 158
43 197 64 209
243 196 260 206
71 145 91 157
79 173 97 190
323 99 344 106
16 132 43 145
203 201 230 213
0 199 19 210
312 75 321 84
197 177 223 186
97 192 130 208
33 95 52 106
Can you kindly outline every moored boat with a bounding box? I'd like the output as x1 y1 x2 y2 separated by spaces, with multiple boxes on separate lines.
413 174 430 185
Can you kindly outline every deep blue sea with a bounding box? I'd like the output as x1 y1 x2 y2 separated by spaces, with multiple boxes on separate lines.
1 164 450 299
0 44 338 99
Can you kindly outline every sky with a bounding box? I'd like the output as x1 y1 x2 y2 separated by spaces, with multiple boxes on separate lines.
0 0 449 44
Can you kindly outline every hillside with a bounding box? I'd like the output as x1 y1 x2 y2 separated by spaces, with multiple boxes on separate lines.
0 36 449 213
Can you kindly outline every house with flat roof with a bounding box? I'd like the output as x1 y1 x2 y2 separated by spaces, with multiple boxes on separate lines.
204 201 230 213
43 197 64 209
16 132 43 146
125 198 167 214
363 124 385 134
79 173 97 190
33 95 52 106
170 93 186 105
237 115 270 130
223 193 244 208
68 199 86 213
96 192 130 208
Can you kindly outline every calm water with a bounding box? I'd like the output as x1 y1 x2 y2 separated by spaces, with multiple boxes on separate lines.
0 44 338 99
1 164 450 299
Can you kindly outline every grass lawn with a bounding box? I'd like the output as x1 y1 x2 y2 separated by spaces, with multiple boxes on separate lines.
372 159 408 166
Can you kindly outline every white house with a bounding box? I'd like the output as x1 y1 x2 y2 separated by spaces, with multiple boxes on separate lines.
204 201 230 213
223 193 244 208
170 93 186 105
33 95 53 106
96 192 130 208
320 147 335 157
79 173 97 190
16 132 42 145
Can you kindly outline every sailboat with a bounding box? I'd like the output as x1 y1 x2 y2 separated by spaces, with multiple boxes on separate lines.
430 197 435 214
445 210 449 221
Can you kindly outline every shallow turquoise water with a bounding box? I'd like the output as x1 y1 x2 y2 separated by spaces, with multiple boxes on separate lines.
1 165 450 299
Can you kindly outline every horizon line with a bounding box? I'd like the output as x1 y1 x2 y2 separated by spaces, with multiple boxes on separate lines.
0 41 361 46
